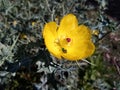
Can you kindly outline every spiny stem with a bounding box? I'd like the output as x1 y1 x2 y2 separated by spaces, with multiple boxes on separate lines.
10 33 20 51
75 60 81 69
82 59 96 66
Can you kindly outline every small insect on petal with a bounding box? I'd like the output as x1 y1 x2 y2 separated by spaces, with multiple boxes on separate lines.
66 38 71 42
62 48 67 53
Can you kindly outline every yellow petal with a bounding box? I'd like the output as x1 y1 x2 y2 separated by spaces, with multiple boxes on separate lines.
62 40 95 60
77 25 92 40
42 22 62 59
43 22 57 38
58 14 78 35
60 26 95 60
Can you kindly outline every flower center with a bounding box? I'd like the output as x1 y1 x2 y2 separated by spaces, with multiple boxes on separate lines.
54 36 71 53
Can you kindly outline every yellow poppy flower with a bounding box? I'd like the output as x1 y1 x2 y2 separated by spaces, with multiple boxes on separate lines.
42 14 95 61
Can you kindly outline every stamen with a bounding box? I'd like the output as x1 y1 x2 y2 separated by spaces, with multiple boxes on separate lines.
66 38 71 42
54 39 59 43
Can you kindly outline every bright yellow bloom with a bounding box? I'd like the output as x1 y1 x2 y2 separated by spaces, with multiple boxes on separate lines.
42 14 95 61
